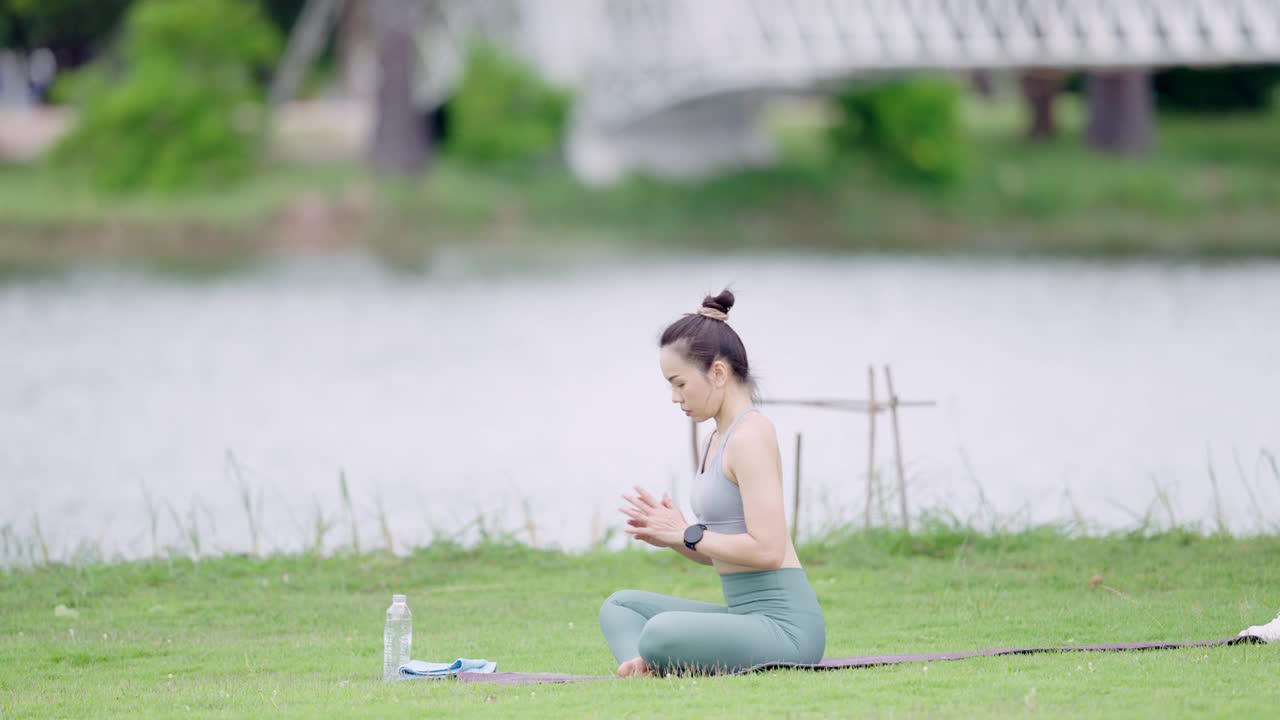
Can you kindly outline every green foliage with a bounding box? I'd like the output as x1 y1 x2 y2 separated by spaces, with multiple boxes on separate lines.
831 76 968 184
257 0 309 37
0 9 13 46
1154 64 1280 113
0 0 131 51
445 44 572 165
50 0 281 193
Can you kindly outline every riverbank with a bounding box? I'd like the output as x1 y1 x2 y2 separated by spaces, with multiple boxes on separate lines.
2 97 1279 276
2 528 1277 718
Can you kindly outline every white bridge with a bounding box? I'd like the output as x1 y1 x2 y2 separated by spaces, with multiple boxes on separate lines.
412 0 1280 182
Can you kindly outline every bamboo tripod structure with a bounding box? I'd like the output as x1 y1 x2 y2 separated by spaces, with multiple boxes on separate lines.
691 364 934 534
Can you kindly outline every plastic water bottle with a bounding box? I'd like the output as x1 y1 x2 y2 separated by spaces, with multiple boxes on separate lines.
382 594 412 681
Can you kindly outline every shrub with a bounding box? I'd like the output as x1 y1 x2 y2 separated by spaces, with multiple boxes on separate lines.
830 76 967 184
1153 64 1280 113
50 0 281 192
444 43 571 165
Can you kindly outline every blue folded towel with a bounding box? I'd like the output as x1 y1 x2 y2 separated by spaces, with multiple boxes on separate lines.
397 658 498 679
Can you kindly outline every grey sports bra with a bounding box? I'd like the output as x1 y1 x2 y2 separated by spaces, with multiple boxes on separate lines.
690 407 758 534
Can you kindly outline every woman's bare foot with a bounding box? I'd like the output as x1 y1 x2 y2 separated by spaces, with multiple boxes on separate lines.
616 657 652 677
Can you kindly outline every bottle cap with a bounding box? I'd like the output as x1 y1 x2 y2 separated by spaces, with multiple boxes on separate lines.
393 594 407 603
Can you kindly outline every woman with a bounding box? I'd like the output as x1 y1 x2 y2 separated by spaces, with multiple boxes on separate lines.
599 290 826 677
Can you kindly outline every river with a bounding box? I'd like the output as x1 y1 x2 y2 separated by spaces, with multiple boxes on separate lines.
3 250 1277 563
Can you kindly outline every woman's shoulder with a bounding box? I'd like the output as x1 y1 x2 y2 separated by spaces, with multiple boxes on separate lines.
728 411 778 449
722 411 780 483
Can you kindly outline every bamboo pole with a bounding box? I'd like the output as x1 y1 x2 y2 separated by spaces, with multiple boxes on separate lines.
761 398 936 412
864 365 877 529
792 432 802 544
690 416 700 475
884 365 909 532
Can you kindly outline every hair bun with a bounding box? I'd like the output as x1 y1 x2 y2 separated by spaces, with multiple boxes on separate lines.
701 289 735 315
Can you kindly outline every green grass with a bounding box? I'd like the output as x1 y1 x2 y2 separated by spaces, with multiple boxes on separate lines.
0 161 364 277
2 529 1277 718
0 163 357 229
3 95 1280 276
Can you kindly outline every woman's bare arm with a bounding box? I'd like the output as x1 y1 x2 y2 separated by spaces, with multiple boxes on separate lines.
670 541 715 565
687 419 788 570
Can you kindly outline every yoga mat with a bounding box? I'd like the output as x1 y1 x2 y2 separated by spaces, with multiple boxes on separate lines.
450 635 1262 686
729 635 1261 675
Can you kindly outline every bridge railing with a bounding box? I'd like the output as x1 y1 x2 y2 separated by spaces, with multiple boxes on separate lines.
593 0 1280 70
572 0 1280 126
422 0 1280 127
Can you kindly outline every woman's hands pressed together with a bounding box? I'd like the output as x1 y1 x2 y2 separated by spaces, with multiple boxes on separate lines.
620 485 688 548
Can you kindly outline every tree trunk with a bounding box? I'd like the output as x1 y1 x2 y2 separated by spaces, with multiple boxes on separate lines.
1085 69 1154 156
368 0 429 175
969 69 995 100
1019 69 1065 142
268 0 343 109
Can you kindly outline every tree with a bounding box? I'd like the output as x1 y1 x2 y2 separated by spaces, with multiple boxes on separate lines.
1085 69 1154 156
1019 68 1066 142
51 0 281 191
367 0 428 175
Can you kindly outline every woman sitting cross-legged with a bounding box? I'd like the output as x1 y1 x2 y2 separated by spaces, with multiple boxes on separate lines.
600 289 826 677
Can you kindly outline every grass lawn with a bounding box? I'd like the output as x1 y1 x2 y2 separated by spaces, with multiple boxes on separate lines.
1 529 1277 718
2 94 1280 276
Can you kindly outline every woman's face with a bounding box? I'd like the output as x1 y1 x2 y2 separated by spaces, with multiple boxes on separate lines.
660 345 725 422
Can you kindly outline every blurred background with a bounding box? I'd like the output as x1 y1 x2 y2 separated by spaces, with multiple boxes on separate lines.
2 0 1278 566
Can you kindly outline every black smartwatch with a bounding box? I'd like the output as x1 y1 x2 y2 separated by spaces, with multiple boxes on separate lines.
683 523 707 551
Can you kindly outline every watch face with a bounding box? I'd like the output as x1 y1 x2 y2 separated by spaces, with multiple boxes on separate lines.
683 524 703 545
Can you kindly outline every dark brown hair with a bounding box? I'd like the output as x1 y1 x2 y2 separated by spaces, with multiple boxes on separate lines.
659 289 755 392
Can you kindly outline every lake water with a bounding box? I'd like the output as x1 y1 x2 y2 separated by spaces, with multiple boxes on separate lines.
3 250 1278 564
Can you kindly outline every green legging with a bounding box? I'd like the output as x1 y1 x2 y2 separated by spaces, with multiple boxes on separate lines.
599 568 826 675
